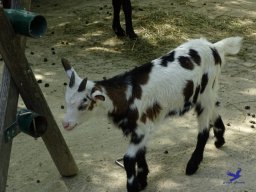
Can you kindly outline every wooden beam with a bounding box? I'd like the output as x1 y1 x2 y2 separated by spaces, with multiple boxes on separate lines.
0 1 30 191
0 66 19 192
0 7 78 177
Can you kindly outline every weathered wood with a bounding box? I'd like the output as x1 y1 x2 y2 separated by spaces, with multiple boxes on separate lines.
0 66 19 192
0 1 31 191
0 6 78 177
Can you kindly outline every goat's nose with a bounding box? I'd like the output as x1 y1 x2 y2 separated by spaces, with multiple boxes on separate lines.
62 121 70 129
62 120 77 130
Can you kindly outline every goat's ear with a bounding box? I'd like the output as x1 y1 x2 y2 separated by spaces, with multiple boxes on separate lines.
91 90 105 101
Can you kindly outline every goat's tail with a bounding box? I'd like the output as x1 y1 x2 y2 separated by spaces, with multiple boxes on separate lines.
214 36 243 55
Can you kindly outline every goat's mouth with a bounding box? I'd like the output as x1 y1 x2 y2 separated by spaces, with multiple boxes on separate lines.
62 122 77 131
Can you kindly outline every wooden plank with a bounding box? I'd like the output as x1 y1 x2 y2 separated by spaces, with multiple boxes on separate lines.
0 6 78 177
0 1 30 191
0 66 19 192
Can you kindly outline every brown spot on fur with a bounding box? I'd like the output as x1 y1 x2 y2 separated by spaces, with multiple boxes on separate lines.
88 100 96 111
189 49 201 65
141 102 162 123
140 113 147 123
195 103 204 116
193 85 200 104
109 107 139 135
94 63 154 133
107 86 128 114
200 73 208 94
211 48 222 65
167 110 177 117
160 51 175 67
131 85 142 100
183 80 194 102
133 62 153 85
179 56 194 70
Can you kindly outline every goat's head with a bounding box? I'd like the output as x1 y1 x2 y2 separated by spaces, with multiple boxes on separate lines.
61 58 105 130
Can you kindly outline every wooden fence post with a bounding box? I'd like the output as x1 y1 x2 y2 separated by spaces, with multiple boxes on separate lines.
0 1 29 191
0 66 19 192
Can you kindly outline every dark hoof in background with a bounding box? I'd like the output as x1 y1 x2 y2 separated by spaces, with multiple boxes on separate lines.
215 138 225 149
112 25 126 37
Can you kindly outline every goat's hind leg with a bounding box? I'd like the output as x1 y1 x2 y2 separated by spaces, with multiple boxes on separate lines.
186 103 210 175
211 105 225 148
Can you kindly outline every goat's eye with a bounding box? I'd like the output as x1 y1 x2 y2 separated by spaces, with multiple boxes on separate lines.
83 98 88 102
78 103 87 111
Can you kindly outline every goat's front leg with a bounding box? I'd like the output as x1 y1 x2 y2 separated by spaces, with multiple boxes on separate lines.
186 103 210 175
136 147 149 190
124 133 148 192
124 153 139 192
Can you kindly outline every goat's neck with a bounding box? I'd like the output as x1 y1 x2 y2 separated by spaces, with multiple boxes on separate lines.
94 79 129 116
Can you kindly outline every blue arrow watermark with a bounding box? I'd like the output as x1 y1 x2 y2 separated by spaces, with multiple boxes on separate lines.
223 168 245 185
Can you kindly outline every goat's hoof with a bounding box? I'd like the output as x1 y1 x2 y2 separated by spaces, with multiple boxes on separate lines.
138 179 147 190
215 138 225 149
186 159 199 175
112 25 126 37
186 165 198 175
137 169 148 190
127 180 140 192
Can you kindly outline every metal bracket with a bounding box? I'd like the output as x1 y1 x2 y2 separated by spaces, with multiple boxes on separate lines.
4 121 20 143
4 108 47 143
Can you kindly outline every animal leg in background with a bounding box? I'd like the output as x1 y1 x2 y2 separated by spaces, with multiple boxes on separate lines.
112 0 137 39
122 0 137 39
112 0 125 37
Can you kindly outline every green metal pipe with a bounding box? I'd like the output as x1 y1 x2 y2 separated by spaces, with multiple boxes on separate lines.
4 9 47 38
4 108 48 142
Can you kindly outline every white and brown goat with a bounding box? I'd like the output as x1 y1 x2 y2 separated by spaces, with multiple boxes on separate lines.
61 37 242 192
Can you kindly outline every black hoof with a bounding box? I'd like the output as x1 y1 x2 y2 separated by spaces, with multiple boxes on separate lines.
112 25 126 37
137 178 147 191
186 163 199 175
127 181 140 192
139 181 147 191
186 156 202 175
215 138 225 149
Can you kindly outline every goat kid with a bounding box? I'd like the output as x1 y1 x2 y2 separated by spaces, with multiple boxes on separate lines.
112 0 137 39
61 36 242 192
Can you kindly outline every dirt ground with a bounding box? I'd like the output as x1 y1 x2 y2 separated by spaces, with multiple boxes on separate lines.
1 0 256 191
